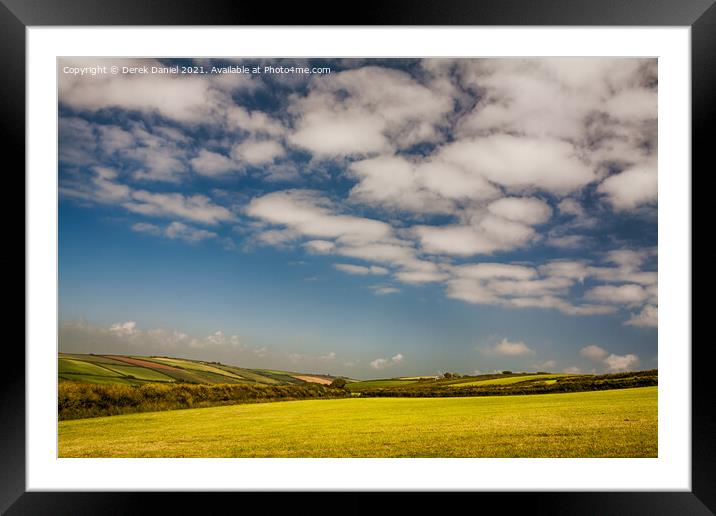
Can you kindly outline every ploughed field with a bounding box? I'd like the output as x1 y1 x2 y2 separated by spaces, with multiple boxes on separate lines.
59 386 657 458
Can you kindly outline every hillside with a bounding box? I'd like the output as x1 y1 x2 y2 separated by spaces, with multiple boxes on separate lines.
58 353 343 386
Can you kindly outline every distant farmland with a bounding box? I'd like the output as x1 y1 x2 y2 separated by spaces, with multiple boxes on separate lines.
59 386 657 458
58 353 340 386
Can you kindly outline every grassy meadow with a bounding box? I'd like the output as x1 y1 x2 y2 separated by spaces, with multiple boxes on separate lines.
59 386 657 458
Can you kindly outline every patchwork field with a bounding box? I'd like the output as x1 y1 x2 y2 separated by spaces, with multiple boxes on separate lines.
450 374 569 387
58 353 342 387
59 386 657 458
347 372 573 391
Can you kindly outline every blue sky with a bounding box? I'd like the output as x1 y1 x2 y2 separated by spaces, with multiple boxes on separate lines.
58 58 658 378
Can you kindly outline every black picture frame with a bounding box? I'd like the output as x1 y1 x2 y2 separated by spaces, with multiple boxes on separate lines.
5 1 712 513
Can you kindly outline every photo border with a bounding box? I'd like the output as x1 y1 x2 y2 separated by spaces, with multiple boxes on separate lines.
6 0 712 513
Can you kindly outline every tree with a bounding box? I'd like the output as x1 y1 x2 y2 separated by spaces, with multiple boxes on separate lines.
502 370 512 374
329 378 347 389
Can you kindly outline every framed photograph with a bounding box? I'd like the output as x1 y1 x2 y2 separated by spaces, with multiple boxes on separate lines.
7 0 711 513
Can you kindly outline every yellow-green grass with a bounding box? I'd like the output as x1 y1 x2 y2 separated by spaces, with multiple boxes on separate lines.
101 364 176 382
346 379 419 391
58 358 119 377
58 386 656 458
449 374 570 387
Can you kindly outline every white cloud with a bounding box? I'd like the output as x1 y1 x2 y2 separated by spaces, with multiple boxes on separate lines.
625 304 658 328
165 222 218 242
414 219 536 257
393 269 448 284
334 263 389 275
347 155 497 214
487 197 552 225
59 58 235 124
604 353 640 372
597 164 657 210
290 111 390 157
557 198 585 217
108 321 138 337
257 229 300 247
579 344 641 372
585 284 650 305
580 344 609 361
232 139 285 165
227 105 285 136
538 261 589 282
371 286 400 296
289 66 452 157
190 149 237 176
437 134 596 195
453 263 537 280
370 353 404 369
125 190 233 225
489 338 534 356
246 190 393 245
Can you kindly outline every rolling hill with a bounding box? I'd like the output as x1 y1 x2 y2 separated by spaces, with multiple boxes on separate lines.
58 353 343 386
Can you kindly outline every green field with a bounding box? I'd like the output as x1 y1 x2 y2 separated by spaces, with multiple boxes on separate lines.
58 386 657 458
451 374 568 387
58 358 119 377
101 364 176 382
346 379 420 391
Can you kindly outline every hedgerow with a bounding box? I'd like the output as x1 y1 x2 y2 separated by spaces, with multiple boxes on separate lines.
59 381 349 420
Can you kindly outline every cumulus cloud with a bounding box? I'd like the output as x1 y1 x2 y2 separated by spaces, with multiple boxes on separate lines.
60 59 658 333
442 256 654 318
246 190 393 245
232 139 285 165
585 284 650 306
488 338 534 356
487 197 552 225
580 344 640 372
190 149 237 176
580 344 609 361
604 353 640 372
597 164 657 210
289 66 452 157
58 57 250 124
370 353 404 369
626 304 658 328
437 134 596 195
109 321 138 337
